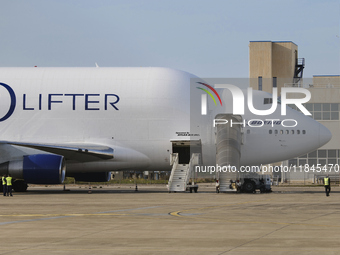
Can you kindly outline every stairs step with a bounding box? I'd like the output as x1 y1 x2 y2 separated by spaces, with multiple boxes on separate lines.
168 153 200 192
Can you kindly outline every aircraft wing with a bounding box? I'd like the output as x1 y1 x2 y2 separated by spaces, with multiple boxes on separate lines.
0 141 114 162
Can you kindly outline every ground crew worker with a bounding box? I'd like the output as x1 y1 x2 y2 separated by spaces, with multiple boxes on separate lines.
236 180 242 193
6 174 13 197
2 175 7 196
259 178 265 193
324 174 330 197
215 180 220 193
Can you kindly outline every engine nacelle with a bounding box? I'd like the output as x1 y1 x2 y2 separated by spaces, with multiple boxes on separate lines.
73 172 111 182
8 154 66 184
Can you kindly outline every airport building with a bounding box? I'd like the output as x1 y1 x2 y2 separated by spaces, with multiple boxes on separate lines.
249 41 340 184
249 41 304 93
286 75 340 184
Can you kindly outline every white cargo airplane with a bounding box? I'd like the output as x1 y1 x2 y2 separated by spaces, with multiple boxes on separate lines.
0 67 331 191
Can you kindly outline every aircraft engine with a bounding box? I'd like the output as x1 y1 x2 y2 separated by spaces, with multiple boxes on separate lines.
7 154 66 184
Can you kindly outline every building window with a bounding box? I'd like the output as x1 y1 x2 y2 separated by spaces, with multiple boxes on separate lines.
298 159 307 166
318 159 327 165
328 150 336 158
318 150 327 158
264 98 273 104
308 151 317 158
273 77 277 88
288 159 297 165
289 149 340 170
289 103 340 121
328 159 336 165
309 159 317 165
258 76 262 91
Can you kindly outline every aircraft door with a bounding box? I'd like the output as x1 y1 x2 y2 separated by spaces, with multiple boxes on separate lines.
171 140 202 164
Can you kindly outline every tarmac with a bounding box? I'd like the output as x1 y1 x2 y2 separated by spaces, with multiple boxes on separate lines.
0 184 339 255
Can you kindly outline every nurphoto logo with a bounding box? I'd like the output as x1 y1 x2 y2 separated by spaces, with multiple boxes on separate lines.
198 83 311 116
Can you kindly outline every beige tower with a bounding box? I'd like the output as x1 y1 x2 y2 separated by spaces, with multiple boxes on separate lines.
248 41 305 182
249 41 304 94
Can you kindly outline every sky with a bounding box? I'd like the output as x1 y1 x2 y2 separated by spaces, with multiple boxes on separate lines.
0 0 339 78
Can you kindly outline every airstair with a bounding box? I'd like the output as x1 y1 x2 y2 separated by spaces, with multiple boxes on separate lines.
167 153 200 192
215 114 242 192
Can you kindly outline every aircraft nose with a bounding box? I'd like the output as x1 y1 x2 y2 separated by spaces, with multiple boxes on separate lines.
319 124 332 147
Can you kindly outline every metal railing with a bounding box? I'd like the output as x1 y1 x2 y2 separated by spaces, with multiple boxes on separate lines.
284 83 306 88
167 153 179 189
185 153 200 185
309 84 340 88
284 83 340 88
168 153 200 191
296 58 305 66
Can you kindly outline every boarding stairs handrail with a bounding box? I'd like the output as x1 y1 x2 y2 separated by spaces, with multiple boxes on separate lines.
185 153 200 186
168 153 179 189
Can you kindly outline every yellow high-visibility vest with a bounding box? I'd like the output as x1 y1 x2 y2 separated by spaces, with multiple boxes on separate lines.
5 177 12 186
2 177 6 185
324 177 330 186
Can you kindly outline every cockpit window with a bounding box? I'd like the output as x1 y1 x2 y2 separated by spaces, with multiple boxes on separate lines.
264 98 273 104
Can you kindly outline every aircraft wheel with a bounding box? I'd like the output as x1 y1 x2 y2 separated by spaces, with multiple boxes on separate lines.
13 180 28 192
242 181 256 193
194 187 198 193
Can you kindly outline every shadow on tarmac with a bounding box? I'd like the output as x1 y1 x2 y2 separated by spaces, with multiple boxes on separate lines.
12 185 340 195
